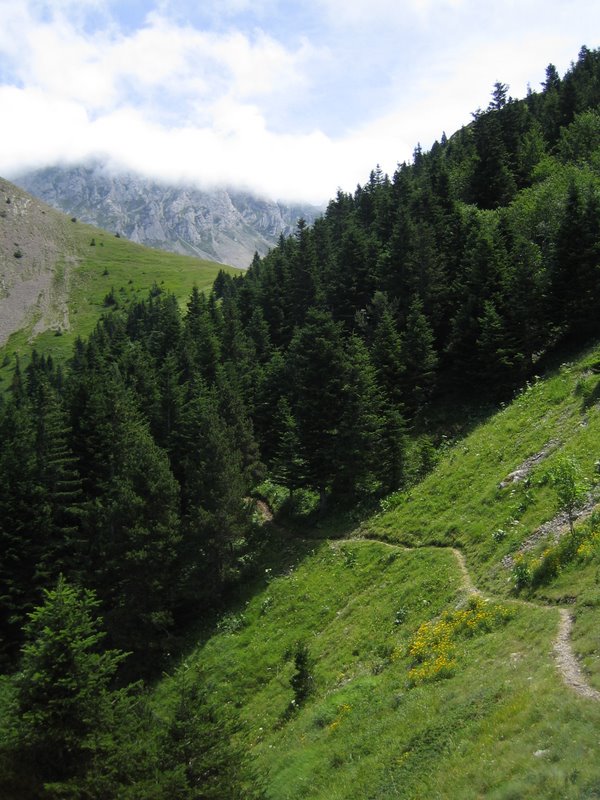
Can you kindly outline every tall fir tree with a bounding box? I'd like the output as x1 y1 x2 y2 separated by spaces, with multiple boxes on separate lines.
0 577 129 798
286 309 347 507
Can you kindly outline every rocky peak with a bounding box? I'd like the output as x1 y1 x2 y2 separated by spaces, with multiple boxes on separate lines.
15 165 322 269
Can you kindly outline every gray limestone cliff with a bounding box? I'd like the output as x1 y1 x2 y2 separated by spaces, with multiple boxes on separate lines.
16 165 321 269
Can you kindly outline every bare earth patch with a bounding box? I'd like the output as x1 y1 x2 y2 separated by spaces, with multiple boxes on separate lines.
554 610 600 700
0 178 79 346
498 439 560 489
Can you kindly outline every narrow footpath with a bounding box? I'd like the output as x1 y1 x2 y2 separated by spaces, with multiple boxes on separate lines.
335 534 600 702
256 501 599 702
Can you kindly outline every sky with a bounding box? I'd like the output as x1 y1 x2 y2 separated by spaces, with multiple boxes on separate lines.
0 0 598 204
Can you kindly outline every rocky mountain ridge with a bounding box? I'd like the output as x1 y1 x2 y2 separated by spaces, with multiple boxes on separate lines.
15 165 322 269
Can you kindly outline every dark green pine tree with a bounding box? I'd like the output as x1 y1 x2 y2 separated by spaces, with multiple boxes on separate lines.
539 62 563 143
286 309 347 508
117 341 162 433
289 642 314 708
487 81 509 111
9 355 26 403
378 404 408 494
257 247 293 348
215 364 264 486
176 382 252 604
328 223 375 327
470 110 517 209
446 219 509 391
252 350 287 464
0 399 44 664
233 305 272 415
552 181 600 339
398 296 438 414
371 306 405 407
0 361 82 647
475 299 523 394
515 118 546 185
71 375 181 664
0 577 129 798
159 669 266 800
378 206 416 312
271 397 305 497
155 349 185 453
219 295 257 400
29 377 83 587
183 285 221 384
402 219 449 337
288 218 319 327
246 306 273 364
500 225 548 376
333 335 384 498
155 291 183 361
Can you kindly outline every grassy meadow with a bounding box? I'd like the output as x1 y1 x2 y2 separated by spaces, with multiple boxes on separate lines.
0 222 234 389
148 340 600 799
156 536 599 799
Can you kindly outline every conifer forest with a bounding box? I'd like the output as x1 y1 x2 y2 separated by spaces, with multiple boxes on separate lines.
1 46 600 798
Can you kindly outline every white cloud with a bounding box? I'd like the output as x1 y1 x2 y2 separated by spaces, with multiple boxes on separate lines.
0 6 317 111
1 0 599 204
314 0 467 27
0 83 393 204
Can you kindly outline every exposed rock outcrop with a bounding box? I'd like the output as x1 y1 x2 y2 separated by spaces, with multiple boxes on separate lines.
16 165 322 269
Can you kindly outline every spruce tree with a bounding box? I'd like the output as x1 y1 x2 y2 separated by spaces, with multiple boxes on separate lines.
371 306 405 407
398 297 438 413
552 180 600 339
0 399 44 663
1 577 128 797
271 397 305 497
176 382 251 603
286 309 347 507
333 335 383 497
71 375 181 664
470 111 517 209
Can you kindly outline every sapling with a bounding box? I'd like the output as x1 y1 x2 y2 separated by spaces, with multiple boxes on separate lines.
547 456 588 535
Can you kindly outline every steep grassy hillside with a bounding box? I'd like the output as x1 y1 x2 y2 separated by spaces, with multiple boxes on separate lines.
154 341 600 800
366 343 600 691
0 177 233 389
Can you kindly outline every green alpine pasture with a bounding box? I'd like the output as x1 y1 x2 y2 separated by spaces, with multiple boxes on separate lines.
151 342 600 799
157 539 599 799
0 222 234 389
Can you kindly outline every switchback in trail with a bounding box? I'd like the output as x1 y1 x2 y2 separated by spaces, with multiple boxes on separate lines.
256 499 599 702
331 532 600 703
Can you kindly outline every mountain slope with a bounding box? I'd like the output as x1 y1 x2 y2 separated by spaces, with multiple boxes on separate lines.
0 177 78 349
15 165 322 269
0 176 231 387
151 339 600 799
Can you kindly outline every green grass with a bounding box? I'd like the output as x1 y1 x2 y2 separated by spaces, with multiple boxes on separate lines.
0 222 235 389
156 535 600 799
149 340 600 799
366 346 600 587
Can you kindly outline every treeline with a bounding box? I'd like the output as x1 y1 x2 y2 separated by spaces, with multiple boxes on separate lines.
0 289 268 797
0 286 265 671
206 45 600 486
1 45 600 797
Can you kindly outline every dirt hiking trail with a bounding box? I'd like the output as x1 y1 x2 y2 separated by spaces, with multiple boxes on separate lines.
331 531 599 702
